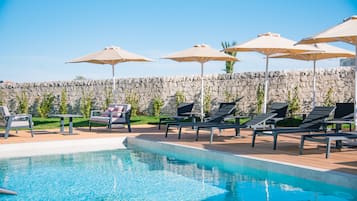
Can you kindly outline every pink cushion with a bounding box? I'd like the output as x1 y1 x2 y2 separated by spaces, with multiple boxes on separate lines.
101 105 124 117
112 106 124 117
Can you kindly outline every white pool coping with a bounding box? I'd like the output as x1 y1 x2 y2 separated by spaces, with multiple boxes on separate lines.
0 137 127 159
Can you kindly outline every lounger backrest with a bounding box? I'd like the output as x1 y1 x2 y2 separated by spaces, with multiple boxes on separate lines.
206 102 236 123
177 102 194 116
244 113 277 127
334 103 354 119
269 102 288 118
300 106 335 129
218 102 236 114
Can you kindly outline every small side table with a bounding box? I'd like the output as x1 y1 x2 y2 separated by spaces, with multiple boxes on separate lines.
49 114 83 135
224 115 250 136
324 120 354 133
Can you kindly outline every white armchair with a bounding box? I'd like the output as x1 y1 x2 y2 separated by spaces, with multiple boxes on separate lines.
0 106 34 139
89 104 132 132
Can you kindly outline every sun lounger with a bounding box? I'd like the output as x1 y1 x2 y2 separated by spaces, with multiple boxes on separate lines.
158 102 194 130
300 132 357 158
252 106 335 150
195 112 277 143
165 102 236 139
324 103 354 132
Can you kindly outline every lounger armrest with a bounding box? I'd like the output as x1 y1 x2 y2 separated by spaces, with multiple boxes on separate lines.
254 128 276 132
120 110 131 122
9 114 32 120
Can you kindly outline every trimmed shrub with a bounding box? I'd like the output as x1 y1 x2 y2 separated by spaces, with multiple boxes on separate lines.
175 91 185 107
80 92 93 118
323 87 334 107
38 93 55 118
153 97 164 116
59 89 68 114
256 84 264 113
16 91 29 114
125 91 139 116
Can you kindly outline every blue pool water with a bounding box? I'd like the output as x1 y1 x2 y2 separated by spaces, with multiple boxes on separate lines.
0 148 356 201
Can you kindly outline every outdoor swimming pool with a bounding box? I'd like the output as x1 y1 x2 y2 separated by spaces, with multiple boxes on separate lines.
0 146 356 201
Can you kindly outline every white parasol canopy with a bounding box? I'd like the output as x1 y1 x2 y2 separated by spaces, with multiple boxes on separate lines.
68 46 152 96
224 32 319 113
271 43 354 107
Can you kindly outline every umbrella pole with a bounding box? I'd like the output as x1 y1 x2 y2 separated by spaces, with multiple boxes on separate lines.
354 45 357 131
312 60 316 108
263 55 269 113
112 64 116 102
201 62 204 122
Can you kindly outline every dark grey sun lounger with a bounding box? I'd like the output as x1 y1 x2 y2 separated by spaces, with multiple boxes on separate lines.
252 106 335 150
300 132 357 158
158 102 194 129
324 102 354 132
165 102 236 139
195 112 277 143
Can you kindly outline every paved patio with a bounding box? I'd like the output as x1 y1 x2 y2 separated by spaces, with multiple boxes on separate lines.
1 124 356 175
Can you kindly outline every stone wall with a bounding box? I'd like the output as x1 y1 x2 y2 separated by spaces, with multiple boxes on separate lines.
0 67 354 115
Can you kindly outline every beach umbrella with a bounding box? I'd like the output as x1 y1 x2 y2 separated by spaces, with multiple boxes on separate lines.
162 44 238 120
298 15 357 130
271 43 355 107
68 46 152 95
224 32 319 113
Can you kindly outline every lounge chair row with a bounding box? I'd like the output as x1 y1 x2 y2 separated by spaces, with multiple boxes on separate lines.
163 102 357 158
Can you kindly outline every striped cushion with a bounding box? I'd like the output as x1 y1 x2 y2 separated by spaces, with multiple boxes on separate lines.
101 105 124 117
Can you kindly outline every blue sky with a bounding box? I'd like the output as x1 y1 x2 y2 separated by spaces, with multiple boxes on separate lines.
0 0 356 83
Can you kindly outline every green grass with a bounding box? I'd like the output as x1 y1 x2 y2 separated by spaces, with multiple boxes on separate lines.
6 115 354 130
32 116 160 130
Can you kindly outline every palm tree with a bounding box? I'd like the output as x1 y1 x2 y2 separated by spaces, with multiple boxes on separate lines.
221 41 237 73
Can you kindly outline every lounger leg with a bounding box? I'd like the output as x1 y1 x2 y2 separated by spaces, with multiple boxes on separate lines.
5 127 10 139
30 128 34 137
252 130 257 147
5 119 12 139
326 138 332 159
273 133 278 150
235 127 239 136
210 128 214 144
299 136 305 155
235 118 241 136
165 124 170 138
127 122 132 132
195 127 200 141
178 126 182 139
29 117 34 137
158 118 162 130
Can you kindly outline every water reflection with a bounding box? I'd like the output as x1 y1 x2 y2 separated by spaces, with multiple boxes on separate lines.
132 150 356 201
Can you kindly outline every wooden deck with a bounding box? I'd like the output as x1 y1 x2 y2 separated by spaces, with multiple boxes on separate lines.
1 125 356 175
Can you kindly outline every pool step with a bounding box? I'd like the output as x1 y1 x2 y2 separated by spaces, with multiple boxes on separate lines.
0 188 17 195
